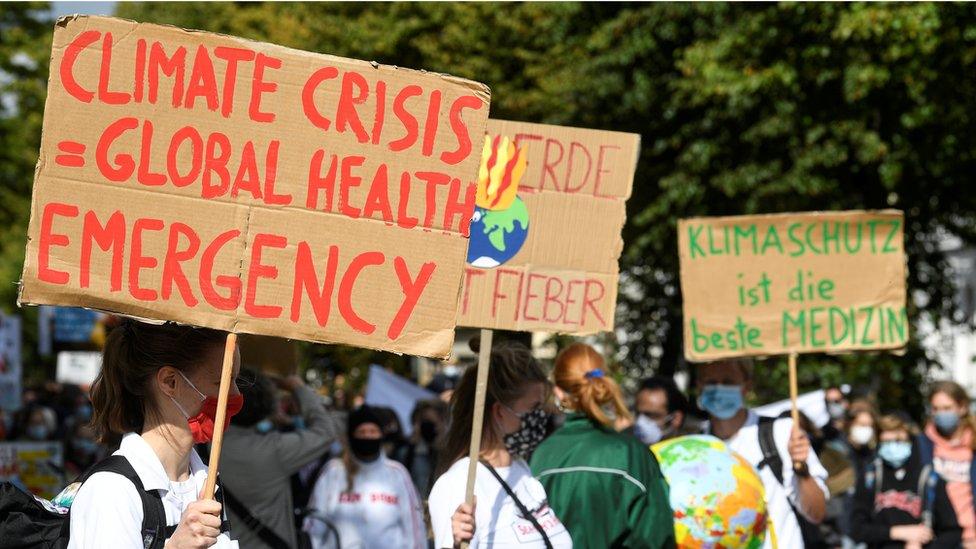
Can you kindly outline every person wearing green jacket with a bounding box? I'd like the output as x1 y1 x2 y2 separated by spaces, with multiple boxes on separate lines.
530 343 676 549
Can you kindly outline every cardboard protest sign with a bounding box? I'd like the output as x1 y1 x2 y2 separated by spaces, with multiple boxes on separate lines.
19 16 491 358
457 119 640 334
678 210 908 361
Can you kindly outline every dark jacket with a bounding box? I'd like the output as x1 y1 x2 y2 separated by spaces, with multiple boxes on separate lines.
851 442 961 549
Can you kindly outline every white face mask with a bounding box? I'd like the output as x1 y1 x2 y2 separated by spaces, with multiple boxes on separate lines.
850 425 874 446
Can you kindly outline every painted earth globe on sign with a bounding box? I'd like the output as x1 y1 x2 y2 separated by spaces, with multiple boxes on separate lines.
466 198 530 268
652 435 769 549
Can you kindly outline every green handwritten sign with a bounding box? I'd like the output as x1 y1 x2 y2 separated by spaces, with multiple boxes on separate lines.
678 210 908 361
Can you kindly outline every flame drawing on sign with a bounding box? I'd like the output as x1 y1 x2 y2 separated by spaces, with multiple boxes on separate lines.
477 135 526 211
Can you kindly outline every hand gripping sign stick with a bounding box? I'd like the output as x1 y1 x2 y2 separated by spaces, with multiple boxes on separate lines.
202 332 238 500
460 328 493 549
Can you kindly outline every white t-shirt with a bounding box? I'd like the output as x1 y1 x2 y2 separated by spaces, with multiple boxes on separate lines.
68 432 238 548
428 458 572 549
710 410 829 549
304 455 426 549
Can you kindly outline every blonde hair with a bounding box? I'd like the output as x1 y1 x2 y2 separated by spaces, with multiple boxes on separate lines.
553 343 631 429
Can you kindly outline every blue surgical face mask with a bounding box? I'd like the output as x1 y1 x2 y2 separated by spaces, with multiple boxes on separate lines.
879 440 913 468
934 411 960 435
633 414 664 446
700 385 744 420
255 419 275 434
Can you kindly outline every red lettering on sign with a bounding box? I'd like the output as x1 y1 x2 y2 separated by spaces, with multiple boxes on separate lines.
184 45 219 112
148 42 187 107
129 218 164 301
262 141 290 206
291 242 339 326
339 155 365 218
338 251 384 334
61 31 100 103
98 33 129 105
594 145 619 198
201 132 232 199
582 279 607 327
565 142 592 193
337 71 370 143
543 277 565 323
362 164 393 224
137 120 166 186
417 171 450 230
443 179 476 236
396 172 419 229
306 150 338 211
249 54 280 123
80 210 125 291
96 117 139 182
461 268 486 315
230 142 262 200
161 222 201 307
389 85 422 152
167 126 203 187
440 96 483 165
38 203 79 285
541 139 565 192
522 273 546 322
213 47 256 118
302 67 339 131
421 90 441 157
388 258 435 340
199 229 241 310
245 233 286 319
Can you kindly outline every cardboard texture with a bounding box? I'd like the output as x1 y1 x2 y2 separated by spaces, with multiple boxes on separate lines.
19 16 492 359
678 210 908 362
457 119 640 334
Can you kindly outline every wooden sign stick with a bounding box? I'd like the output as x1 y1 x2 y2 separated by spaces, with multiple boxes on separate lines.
460 328 493 549
202 332 238 500
788 351 803 471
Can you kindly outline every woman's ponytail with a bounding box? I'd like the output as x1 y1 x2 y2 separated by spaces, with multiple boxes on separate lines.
554 343 631 429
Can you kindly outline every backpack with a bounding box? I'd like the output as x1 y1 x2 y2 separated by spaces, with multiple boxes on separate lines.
0 454 229 549
0 455 166 549
864 458 938 528
756 415 828 548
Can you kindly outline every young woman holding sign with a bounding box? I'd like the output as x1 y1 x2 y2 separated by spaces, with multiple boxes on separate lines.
530 343 675 548
427 341 572 548
68 319 241 548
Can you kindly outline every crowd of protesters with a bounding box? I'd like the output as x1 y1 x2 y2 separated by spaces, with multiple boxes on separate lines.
6 320 976 548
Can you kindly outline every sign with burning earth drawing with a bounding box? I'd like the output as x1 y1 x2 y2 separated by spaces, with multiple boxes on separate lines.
458 119 640 334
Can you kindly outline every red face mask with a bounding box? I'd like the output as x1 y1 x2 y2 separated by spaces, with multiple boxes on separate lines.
171 371 244 444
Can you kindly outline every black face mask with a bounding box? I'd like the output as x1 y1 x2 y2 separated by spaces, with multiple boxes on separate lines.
419 420 438 444
350 437 382 461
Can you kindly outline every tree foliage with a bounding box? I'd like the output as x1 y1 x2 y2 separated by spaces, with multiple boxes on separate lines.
3 3 976 409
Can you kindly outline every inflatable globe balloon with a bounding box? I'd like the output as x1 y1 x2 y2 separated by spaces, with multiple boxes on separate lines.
466 197 529 268
652 435 768 549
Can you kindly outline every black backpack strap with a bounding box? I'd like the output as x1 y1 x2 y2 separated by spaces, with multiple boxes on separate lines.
480 460 554 549
220 483 290 548
67 455 167 549
756 416 785 485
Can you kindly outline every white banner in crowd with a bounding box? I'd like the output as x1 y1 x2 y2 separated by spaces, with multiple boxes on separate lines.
56 351 102 387
364 365 436 437
0 314 22 412
754 389 829 428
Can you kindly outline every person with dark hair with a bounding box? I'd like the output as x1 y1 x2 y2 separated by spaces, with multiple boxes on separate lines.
428 341 572 548
218 369 340 549
69 319 240 548
531 343 675 548
633 375 693 445
305 405 426 548
401 399 448 499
